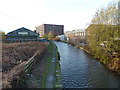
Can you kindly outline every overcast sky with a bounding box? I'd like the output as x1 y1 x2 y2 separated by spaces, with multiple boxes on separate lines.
0 0 118 33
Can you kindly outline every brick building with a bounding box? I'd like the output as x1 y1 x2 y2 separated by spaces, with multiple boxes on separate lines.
36 24 64 37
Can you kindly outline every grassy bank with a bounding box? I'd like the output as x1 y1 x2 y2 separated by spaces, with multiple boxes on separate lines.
40 41 53 88
78 45 119 74
53 43 62 88
81 46 120 74
41 41 62 88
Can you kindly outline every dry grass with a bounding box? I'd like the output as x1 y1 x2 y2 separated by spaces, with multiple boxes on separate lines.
2 42 48 88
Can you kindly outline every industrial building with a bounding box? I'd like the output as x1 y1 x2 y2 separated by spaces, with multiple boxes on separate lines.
6 27 39 42
36 24 64 37
64 29 86 46
65 29 85 37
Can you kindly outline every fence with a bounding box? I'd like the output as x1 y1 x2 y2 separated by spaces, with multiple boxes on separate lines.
24 52 38 72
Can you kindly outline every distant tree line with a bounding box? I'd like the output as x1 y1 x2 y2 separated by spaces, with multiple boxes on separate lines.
42 31 60 41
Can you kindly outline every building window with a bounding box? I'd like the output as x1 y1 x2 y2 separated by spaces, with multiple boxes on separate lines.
18 32 28 35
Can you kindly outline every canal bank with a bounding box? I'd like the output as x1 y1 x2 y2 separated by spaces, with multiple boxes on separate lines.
54 41 119 88
16 41 61 88
59 40 120 75
45 41 62 88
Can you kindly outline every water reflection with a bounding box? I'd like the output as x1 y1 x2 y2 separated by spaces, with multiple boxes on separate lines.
54 41 119 88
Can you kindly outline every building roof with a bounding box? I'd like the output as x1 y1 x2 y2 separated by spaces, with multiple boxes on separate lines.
72 29 85 32
86 24 118 31
36 24 64 28
65 29 85 34
7 27 39 36
43 24 64 26
7 27 35 34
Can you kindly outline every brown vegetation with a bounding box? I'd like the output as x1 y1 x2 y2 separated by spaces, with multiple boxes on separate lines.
2 42 48 88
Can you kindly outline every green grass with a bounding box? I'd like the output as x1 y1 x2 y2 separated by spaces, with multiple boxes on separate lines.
40 41 53 88
53 43 62 88
54 64 62 88
40 41 62 88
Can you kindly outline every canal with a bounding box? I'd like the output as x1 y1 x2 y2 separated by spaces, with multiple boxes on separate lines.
54 41 119 88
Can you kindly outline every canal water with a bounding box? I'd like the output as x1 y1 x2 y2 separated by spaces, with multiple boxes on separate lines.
54 41 119 88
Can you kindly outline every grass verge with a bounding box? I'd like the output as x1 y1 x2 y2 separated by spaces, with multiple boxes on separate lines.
53 43 62 88
40 42 53 88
